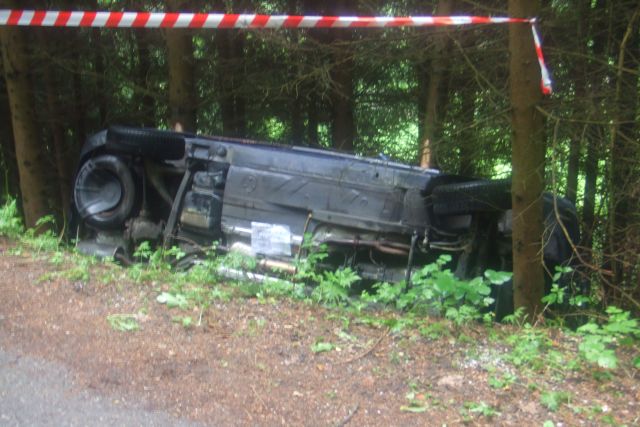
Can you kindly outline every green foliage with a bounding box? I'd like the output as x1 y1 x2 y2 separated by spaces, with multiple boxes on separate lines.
400 391 428 413
502 307 528 326
0 198 24 238
172 315 193 328
488 372 517 389
504 325 550 369
311 267 360 306
107 314 139 332
364 255 510 325
540 390 571 412
157 292 189 310
294 234 328 284
463 401 500 418
576 306 640 369
311 339 335 354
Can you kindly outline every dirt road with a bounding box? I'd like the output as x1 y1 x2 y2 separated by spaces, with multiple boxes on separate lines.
0 240 637 426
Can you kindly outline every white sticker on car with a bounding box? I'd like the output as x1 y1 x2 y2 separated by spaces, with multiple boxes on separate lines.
251 222 292 257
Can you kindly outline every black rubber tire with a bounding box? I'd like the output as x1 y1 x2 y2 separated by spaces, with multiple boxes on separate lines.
106 126 187 160
73 154 136 229
432 179 512 215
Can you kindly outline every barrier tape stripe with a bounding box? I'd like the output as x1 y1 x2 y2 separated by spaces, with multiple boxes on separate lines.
0 11 533 28
0 10 552 94
530 24 552 95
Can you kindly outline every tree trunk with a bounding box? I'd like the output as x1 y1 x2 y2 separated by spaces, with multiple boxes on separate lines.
134 29 155 127
38 31 72 214
215 31 246 136
0 66 19 199
0 22 51 227
327 0 355 152
458 78 475 177
419 0 454 168
307 92 319 146
330 49 355 151
606 7 639 294
166 0 197 132
581 128 599 254
508 0 546 319
566 137 580 204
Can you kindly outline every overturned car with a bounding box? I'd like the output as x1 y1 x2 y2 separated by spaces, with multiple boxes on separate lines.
70 126 579 315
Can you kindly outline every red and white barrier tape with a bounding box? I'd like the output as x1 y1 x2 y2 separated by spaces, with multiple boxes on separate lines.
0 10 552 94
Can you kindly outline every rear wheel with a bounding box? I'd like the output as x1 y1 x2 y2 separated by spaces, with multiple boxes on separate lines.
73 154 136 229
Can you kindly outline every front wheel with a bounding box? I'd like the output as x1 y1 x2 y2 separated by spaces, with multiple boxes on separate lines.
106 126 188 160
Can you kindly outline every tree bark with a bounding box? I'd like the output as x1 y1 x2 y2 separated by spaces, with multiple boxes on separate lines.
566 137 580 204
215 31 246 136
327 0 355 152
307 92 319 146
134 29 155 127
0 22 51 227
0 64 19 199
166 0 197 132
581 127 599 254
419 0 454 168
458 75 475 177
606 6 639 293
508 0 546 319
38 31 72 214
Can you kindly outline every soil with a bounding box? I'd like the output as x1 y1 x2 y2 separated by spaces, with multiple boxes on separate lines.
0 237 638 426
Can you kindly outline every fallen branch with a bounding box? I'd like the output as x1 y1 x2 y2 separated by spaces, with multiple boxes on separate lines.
335 328 390 365
334 403 359 427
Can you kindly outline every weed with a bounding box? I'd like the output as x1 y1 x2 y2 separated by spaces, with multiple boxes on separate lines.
107 314 140 332
540 390 571 412
311 339 335 353
324 390 338 399
504 325 550 369
172 316 193 328
464 401 500 418
0 198 23 238
488 372 517 389
400 391 428 413
364 255 510 326
418 320 450 340
576 306 640 369
294 234 328 283
311 267 360 306
502 307 528 326
157 292 189 309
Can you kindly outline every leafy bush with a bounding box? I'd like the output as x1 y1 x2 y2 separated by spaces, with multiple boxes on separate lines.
311 267 360 306
364 255 511 325
576 306 640 369
0 198 23 238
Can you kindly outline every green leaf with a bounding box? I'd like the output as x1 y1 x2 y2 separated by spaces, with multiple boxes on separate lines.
577 322 601 335
540 391 570 412
311 341 335 353
107 314 139 332
157 292 189 309
484 269 512 285
400 405 427 413
596 352 618 369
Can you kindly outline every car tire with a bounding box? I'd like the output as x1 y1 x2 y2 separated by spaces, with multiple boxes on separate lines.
106 126 187 160
432 179 512 215
73 154 136 229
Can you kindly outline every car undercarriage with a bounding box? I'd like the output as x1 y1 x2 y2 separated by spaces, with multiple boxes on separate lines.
70 126 580 316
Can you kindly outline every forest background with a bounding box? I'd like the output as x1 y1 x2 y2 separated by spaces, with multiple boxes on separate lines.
0 0 638 314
